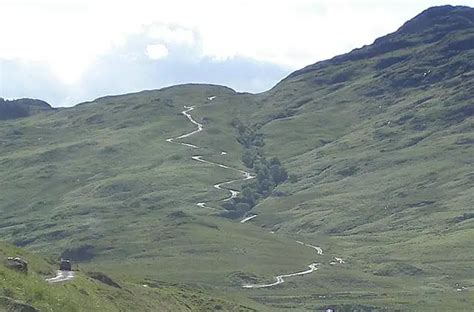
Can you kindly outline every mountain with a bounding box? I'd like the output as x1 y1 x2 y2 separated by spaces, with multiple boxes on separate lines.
0 98 53 120
0 5 473 311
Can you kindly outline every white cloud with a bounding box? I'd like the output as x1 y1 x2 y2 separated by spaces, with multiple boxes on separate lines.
147 24 196 46
1 0 474 96
146 43 169 60
1 31 290 107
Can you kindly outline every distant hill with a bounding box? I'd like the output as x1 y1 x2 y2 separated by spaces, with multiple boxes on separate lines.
0 5 472 311
0 98 53 120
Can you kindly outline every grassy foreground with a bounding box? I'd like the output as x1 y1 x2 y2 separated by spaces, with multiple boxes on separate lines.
0 241 261 311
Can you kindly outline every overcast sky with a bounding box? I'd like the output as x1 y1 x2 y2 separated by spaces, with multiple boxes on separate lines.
1 0 473 107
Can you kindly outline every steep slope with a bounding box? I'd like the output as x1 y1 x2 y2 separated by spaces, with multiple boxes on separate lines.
0 5 473 311
255 4 473 240
239 5 474 308
246 5 473 224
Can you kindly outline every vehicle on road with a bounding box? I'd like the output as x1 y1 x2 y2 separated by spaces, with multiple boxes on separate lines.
59 259 72 271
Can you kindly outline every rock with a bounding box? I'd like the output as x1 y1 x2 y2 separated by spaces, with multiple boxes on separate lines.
5 257 28 273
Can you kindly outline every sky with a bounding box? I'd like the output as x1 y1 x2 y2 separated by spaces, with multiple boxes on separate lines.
1 0 473 107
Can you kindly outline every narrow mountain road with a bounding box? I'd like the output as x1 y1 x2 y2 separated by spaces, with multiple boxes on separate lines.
166 103 255 208
165 106 201 148
242 263 319 289
166 99 330 288
191 156 253 202
46 270 75 283
296 241 323 255
240 215 258 224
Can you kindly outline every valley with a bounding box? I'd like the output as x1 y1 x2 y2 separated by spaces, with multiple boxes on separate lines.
167 101 331 290
0 5 473 311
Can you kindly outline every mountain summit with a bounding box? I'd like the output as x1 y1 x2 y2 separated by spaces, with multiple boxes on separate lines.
397 5 474 35
288 5 474 78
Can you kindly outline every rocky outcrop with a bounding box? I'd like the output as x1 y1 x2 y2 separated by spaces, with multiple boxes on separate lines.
4 257 28 273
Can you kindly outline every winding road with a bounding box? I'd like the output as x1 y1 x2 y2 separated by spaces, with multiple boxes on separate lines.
166 99 332 289
240 214 258 224
166 104 255 209
296 240 323 255
242 263 319 289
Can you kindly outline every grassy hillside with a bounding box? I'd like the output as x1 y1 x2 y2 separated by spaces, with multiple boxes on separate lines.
0 85 310 310
0 5 473 311
254 3 474 258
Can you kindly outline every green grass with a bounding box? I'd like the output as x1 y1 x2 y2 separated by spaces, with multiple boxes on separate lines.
1 6 474 311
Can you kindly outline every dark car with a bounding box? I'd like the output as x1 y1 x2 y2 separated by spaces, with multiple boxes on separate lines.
59 259 72 271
